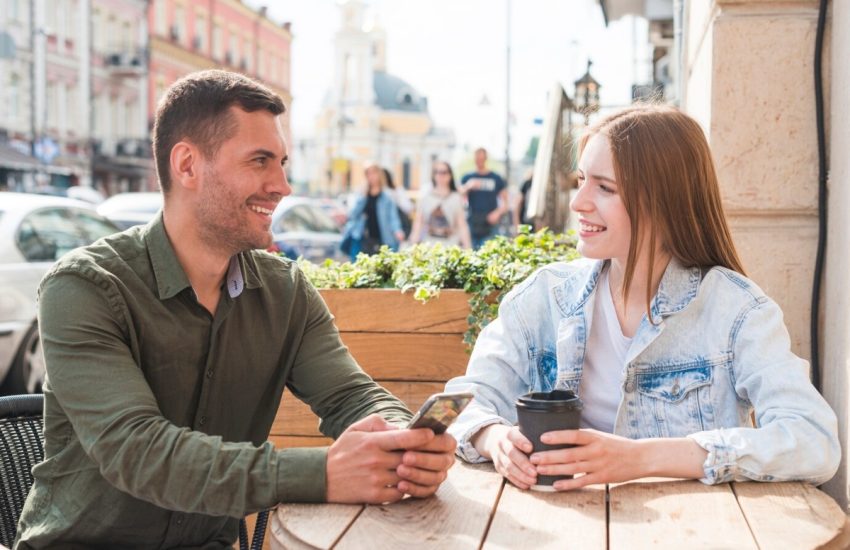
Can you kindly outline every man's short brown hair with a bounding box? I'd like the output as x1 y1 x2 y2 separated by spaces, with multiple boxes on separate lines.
152 70 285 192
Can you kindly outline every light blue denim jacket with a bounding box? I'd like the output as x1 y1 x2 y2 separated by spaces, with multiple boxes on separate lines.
343 192 403 251
446 258 840 485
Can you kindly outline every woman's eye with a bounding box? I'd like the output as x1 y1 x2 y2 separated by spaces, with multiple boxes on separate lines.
599 184 614 193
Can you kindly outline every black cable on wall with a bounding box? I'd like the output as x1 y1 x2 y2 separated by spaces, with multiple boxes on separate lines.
810 0 829 392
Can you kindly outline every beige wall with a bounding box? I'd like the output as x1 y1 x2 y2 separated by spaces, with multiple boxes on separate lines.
683 0 823 362
822 0 850 510
684 0 846 507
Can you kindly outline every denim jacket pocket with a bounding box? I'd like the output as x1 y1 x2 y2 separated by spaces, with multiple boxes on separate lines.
631 355 725 438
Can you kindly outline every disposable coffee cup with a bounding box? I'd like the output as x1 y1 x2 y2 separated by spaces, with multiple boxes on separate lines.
515 390 583 491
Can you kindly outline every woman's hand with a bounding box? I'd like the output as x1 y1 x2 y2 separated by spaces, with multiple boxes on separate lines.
472 424 538 489
529 429 707 491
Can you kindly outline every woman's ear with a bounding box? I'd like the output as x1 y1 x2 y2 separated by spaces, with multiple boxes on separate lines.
170 141 201 191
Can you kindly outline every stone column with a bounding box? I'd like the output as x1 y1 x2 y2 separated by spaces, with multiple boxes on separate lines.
822 0 849 510
683 0 844 505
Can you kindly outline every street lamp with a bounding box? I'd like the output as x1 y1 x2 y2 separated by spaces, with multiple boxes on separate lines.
573 59 601 125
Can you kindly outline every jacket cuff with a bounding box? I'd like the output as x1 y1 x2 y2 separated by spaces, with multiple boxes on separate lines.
451 418 512 463
687 431 739 485
275 447 329 503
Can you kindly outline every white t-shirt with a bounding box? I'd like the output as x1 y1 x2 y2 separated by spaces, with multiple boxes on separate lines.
578 268 632 433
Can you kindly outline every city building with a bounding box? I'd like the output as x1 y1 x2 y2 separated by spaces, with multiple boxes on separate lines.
147 0 293 154
90 0 152 196
306 0 454 197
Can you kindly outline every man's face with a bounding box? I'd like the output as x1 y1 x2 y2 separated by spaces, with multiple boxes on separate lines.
195 107 291 253
474 150 487 170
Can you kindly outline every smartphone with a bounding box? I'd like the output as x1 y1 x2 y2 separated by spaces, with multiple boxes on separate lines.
406 391 474 434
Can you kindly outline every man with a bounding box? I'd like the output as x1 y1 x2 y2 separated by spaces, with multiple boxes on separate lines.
459 148 508 249
15 70 455 548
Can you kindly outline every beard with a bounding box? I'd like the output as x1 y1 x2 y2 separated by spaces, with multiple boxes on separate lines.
195 165 274 254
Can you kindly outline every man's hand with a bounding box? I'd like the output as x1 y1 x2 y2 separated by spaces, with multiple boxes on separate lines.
486 209 502 226
473 424 537 489
529 429 707 491
326 414 455 504
395 430 456 498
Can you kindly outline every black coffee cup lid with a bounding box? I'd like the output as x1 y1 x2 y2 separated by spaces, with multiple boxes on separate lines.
516 390 582 412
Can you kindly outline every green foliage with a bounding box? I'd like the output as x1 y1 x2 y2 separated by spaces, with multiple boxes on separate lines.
297 226 579 350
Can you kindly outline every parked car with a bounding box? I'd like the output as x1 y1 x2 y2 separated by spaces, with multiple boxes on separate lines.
0 193 120 394
97 192 163 229
270 198 348 263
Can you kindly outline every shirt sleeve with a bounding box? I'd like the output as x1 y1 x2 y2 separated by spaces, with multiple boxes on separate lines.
38 268 328 515
284 271 413 439
687 297 840 485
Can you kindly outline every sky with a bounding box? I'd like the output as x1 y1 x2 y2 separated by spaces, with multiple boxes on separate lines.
248 0 651 164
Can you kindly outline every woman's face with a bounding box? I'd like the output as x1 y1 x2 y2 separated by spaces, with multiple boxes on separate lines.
365 166 382 189
433 163 451 187
570 134 632 264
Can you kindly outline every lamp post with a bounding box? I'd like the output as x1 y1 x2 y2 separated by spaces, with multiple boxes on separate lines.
573 59 601 126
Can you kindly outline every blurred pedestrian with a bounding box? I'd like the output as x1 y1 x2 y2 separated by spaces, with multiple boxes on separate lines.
410 161 472 248
459 147 508 248
383 167 413 238
340 162 404 260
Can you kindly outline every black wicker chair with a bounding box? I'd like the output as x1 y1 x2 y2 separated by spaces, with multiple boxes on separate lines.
0 394 267 549
0 394 44 548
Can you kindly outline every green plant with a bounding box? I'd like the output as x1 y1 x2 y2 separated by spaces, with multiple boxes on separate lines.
297 226 579 349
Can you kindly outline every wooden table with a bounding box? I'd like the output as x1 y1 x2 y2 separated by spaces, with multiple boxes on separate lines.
270 462 850 549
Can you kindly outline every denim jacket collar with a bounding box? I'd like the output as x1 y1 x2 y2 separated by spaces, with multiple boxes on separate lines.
554 257 701 321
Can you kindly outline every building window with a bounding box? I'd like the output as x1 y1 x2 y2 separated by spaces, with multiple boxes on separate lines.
228 31 238 65
173 5 184 44
212 23 222 60
402 158 411 190
195 14 207 52
154 0 167 36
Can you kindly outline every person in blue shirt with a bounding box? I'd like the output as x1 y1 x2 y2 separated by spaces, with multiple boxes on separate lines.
446 104 839 491
459 148 509 249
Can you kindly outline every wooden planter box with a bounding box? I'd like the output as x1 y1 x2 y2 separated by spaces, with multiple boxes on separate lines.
268 289 472 449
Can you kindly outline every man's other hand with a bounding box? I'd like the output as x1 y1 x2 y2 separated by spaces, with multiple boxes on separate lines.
325 414 456 504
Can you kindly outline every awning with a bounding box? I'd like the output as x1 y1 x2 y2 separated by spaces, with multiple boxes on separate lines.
0 143 39 171
0 143 76 175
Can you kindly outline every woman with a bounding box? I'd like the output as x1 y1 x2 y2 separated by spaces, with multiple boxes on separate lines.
341 163 404 260
410 161 472 249
383 168 414 238
445 105 839 490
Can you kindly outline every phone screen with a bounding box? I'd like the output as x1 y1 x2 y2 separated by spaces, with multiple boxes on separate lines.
406 392 474 434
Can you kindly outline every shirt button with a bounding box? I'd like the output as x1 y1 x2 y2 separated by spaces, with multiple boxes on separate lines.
199 416 207 425
624 379 636 393
206 369 213 379
671 381 681 396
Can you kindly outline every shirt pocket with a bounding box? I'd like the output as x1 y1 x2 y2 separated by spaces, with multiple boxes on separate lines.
631 355 726 438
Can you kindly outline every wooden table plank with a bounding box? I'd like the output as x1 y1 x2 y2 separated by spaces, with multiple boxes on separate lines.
270 503 364 550
334 462 504 550
321 289 470 333
483 482 606 550
733 482 850 549
609 479 757 549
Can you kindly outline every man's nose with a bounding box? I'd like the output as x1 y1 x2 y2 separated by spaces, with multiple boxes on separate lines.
269 164 292 197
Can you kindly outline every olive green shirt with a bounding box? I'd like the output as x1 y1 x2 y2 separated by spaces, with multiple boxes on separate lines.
15 213 411 549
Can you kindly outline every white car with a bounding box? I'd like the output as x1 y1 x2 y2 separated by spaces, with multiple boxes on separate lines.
0 193 120 394
97 191 163 230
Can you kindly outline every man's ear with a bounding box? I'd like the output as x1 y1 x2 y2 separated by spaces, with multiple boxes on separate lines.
170 141 202 191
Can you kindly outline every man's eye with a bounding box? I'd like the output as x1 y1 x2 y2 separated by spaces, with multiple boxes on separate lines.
254 157 267 166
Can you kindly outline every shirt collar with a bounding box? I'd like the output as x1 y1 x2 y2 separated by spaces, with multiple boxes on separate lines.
145 212 264 301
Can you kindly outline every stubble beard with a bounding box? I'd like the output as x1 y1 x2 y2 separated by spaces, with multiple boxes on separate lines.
196 167 272 255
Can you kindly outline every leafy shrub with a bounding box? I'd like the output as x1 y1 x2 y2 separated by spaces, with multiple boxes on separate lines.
297 227 579 348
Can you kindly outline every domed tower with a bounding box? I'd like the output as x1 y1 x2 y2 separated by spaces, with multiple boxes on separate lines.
312 1 454 197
